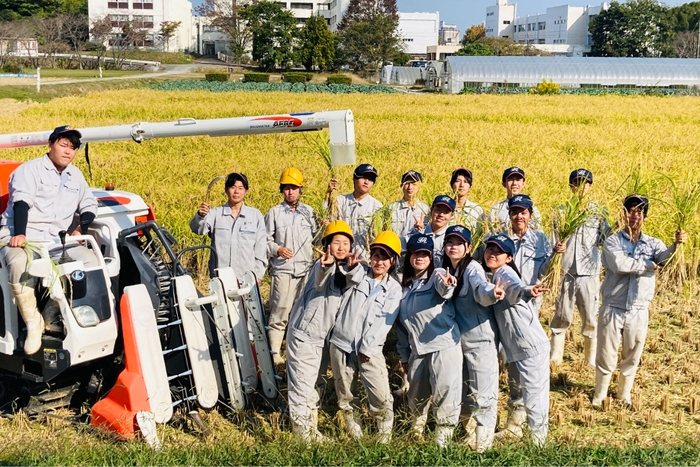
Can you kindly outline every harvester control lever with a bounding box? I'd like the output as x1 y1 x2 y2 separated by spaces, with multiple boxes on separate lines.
57 230 70 264
184 294 218 310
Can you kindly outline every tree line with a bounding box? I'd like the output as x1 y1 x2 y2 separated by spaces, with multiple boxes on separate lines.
198 0 404 73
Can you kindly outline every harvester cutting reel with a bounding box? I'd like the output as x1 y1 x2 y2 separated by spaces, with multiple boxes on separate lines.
91 221 279 444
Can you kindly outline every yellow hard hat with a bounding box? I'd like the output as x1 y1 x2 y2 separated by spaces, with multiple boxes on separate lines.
280 167 303 187
370 231 402 257
323 220 354 244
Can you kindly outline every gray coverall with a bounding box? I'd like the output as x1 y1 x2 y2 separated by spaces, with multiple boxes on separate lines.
335 193 383 259
489 199 542 233
329 264 402 437
397 268 461 443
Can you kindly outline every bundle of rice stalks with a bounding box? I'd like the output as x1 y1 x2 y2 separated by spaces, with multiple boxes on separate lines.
660 180 700 296
611 166 662 232
367 205 394 251
543 189 591 290
304 132 338 222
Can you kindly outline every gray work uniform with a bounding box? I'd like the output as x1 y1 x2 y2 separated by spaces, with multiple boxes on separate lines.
489 199 542 233
447 260 500 438
335 193 383 258
491 265 550 443
451 200 485 232
596 231 675 383
0 155 98 283
397 269 462 429
387 198 429 238
330 264 402 429
286 260 351 431
189 203 267 279
551 205 610 338
264 201 318 333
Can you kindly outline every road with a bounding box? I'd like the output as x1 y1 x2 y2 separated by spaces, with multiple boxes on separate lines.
38 62 212 86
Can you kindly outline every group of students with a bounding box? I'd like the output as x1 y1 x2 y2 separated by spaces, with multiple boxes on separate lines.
190 163 688 449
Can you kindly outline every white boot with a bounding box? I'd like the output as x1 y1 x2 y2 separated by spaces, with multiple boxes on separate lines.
592 370 612 407
583 336 597 368
616 373 635 405
550 332 565 365
267 329 285 365
435 425 455 448
343 411 362 439
376 415 393 444
531 427 547 447
494 406 526 439
410 412 428 440
460 414 476 447
309 408 326 442
11 283 43 355
474 425 495 452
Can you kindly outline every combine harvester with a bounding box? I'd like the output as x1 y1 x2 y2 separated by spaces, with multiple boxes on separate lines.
0 111 355 446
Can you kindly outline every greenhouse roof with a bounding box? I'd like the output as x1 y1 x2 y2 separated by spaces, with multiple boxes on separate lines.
444 56 700 93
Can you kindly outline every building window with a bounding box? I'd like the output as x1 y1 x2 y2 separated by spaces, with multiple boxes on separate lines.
133 15 154 28
403 38 414 42
291 2 313 9
296 17 307 25
277 2 287 8
317 3 329 10
109 14 128 27
538 22 546 30
108 1 128 7
203 25 220 33
503 20 510 25
487 12 494 16
132 0 153 9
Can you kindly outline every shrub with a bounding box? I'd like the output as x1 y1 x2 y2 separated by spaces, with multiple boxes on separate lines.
533 79 561 95
2 62 22 74
244 72 271 83
327 74 352 85
205 72 229 82
283 72 312 83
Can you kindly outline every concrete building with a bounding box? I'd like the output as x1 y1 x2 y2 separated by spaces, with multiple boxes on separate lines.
485 1 608 56
274 0 350 31
398 12 439 57
0 38 38 57
426 44 460 61
439 21 460 45
88 0 193 52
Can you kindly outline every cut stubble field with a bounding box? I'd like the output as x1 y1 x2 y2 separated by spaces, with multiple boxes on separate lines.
2 91 700 465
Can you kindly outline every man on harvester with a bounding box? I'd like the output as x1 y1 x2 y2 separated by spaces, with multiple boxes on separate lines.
0 125 98 355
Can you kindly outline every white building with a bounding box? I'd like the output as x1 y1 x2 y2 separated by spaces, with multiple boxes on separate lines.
439 21 459 45
273 0 350 31
0 38 38 57
485 1 608 56
398 12 439 57
88 0 193 52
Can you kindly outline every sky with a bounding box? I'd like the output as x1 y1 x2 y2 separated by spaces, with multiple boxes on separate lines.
191 1 691 32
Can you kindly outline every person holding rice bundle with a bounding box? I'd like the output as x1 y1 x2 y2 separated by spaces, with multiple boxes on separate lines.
496 194 559 440
592 195 687 407
285 220 360 442
441 225 505 452
482 235 551 446
550 169 610 367
396 233 462 448
329 231 403 443
450 168 485 232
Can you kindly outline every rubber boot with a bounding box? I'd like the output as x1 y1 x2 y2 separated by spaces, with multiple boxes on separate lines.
531 427 547 447
591 370 612 407
494 406 526 440
11 283 43 355
309 408 326 442
268 329 285 365
616 373 635 405
435 425 455 448
460 414 476 447
474 425 495 453
583 336 596 368
550 332 565 365
376 414 393 444
343 411 362 440
410 412 428 440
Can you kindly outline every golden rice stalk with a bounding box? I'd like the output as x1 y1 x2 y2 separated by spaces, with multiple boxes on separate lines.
542 189 591 290
660 180 700 297
366 205 394 251
610 166 662 233
304 131 338 222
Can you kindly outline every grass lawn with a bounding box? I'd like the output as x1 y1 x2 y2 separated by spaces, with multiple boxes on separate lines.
22 68 148 79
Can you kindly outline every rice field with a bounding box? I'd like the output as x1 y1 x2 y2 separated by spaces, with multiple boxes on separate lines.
2 90 700 464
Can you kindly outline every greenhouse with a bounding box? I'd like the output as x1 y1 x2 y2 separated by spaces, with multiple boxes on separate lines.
441 56 700 94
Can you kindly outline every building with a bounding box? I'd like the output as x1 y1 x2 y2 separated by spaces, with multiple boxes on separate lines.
485 1 608 56
88 0 193 52
439 21 459 45
0 38 38 57
273 0 350 31
426 44 460 61
191 16 230 56
398 12 439 58
441 56 700 94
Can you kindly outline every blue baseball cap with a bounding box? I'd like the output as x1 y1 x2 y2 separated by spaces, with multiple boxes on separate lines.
502 166 525 183
49 125 81 143
432 195 456 212
569 169 593 185
508 194 533 211
445 225 472 245
354 163 378 180
406 233 434 255
401 170 423 185
485 235 516 256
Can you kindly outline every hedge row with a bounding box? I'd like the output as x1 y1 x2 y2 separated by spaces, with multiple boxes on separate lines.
150 80 399 94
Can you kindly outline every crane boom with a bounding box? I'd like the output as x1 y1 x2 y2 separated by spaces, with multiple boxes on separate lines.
0 110 356 166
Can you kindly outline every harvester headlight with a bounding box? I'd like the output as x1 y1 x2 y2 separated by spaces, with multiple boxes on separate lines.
72 305 100 327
